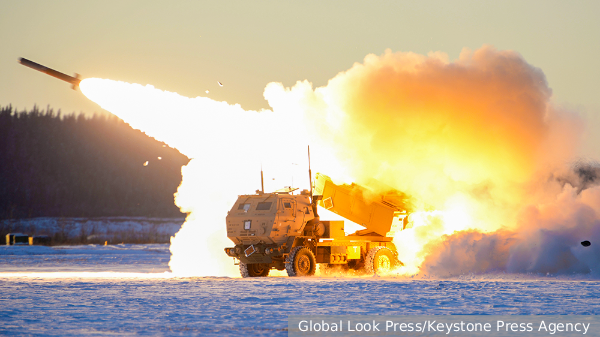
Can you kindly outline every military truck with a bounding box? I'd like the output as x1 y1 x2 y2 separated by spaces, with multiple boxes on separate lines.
224 173 412 277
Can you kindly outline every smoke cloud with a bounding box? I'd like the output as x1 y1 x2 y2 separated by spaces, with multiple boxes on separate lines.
81 45 597 277
422 165 600 276
264 45 594 277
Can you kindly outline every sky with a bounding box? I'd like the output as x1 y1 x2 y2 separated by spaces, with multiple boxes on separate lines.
1 0 599 157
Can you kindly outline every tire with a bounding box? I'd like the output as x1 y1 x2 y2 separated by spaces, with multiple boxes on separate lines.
364 246 400 275
285 246 316 277
239 262 270 278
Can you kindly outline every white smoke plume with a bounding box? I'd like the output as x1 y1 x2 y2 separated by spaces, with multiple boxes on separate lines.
421 164 600 277
80 80 309 276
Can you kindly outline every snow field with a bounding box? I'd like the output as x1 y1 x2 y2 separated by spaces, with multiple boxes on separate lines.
1 244 599 336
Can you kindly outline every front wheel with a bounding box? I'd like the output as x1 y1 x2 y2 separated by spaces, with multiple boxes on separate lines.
285 246 316 277
239 262 270 277
364 246 401 275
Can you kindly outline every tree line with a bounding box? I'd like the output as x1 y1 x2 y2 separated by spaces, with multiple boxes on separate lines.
0 105 189 220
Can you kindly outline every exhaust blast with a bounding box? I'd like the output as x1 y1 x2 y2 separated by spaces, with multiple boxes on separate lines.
264 46 591 277
79 45 594 277
79 79 310 277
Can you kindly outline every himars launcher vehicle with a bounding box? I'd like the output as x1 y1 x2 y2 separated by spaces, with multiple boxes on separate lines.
224 167 413 277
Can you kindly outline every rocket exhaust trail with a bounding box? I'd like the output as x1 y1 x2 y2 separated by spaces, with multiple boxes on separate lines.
19 58 81 90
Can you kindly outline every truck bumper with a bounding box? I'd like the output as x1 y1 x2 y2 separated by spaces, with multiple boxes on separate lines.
225 245 274 264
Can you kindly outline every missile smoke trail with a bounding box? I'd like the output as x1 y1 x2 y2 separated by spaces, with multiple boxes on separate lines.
79 79 315 276
80 45 600 277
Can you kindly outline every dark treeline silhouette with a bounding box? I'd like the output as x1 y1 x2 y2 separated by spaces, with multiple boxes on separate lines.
0 105 190 220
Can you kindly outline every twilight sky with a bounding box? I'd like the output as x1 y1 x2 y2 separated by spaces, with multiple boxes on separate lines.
1 0 599 157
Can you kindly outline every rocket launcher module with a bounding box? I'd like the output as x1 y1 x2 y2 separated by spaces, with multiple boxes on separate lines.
19 58 81 90
313 173 412 237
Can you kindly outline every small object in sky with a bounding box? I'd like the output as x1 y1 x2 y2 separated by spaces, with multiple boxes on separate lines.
143 161 149 166
18 57 81 90
157 157 162 160
581 240 591 247
205 90 209 94
218 81 223 87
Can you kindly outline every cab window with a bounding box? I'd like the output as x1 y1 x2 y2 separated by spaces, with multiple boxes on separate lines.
237 203 251 212
256 202 272 211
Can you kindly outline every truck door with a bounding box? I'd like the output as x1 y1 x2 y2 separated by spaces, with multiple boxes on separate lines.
278 198 297 234
279 198 296 219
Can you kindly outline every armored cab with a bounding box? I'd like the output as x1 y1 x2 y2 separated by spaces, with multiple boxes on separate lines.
226 190 314 247
224 188 318 276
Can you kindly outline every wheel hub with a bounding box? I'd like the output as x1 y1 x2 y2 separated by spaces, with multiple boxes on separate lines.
297 255 310 273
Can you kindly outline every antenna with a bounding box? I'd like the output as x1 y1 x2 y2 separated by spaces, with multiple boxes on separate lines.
260 164 265 194
308 145 313 198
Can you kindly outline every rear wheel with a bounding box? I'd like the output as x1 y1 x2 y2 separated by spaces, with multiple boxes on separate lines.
285 246 316 277
239 262 270 277
364 246 400 275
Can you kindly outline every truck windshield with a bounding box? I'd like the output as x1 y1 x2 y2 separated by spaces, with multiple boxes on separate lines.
256 202 272 211
237 203 251 212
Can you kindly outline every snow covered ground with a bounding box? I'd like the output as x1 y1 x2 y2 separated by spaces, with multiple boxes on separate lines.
1 244 600 336
1 217 184 244
0 244 171 273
